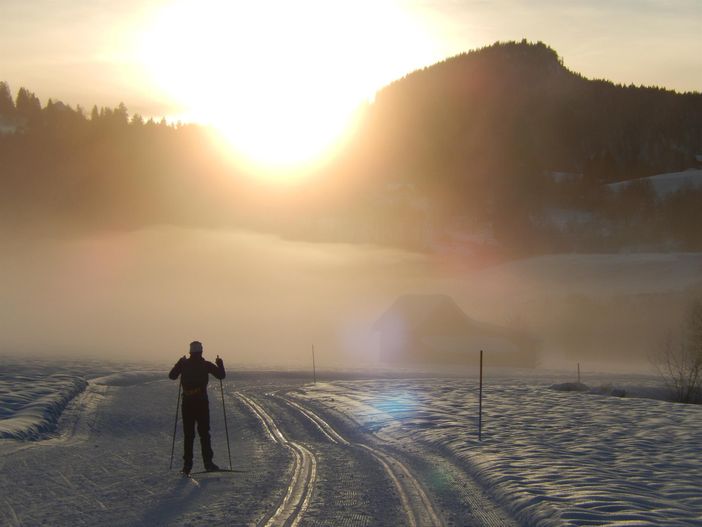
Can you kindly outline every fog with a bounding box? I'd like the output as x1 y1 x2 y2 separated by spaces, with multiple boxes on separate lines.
2 226 701 372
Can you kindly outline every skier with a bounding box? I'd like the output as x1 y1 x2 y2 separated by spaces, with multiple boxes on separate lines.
169 341 226 475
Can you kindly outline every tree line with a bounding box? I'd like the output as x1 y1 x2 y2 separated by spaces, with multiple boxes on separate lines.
1 40 701 252
0 81 258 234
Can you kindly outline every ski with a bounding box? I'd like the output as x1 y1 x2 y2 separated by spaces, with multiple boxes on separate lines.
190 468 236 475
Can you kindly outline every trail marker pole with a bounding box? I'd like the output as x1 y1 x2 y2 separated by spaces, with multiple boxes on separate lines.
577 362 581 384
169 380 181 470
478 349 483 441
312 345 317 385
218 355 232 470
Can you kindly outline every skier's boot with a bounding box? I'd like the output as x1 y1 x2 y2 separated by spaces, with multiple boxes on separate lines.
182 460 193 476
204 461 220 472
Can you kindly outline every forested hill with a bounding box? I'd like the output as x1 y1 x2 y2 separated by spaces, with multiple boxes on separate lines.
335 40 702 252
353 40 701 186
1 41 701 253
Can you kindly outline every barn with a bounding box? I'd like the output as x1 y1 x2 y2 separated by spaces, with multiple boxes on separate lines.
374 294 538 367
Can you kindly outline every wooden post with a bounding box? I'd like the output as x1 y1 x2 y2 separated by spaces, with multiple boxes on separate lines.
478 349 483 441
312 345 317 385
577 362 581 384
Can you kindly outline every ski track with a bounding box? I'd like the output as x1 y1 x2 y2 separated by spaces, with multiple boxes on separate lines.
277 393 444 527
284 391 519 527
3 499 21 527
236 392 317 527
3 369 520 526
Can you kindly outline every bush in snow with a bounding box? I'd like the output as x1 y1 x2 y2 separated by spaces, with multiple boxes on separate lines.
654 299 702 403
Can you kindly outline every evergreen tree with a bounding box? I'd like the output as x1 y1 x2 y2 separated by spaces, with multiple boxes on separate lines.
115 102 129 124
0 81 14 117
15 87 42 126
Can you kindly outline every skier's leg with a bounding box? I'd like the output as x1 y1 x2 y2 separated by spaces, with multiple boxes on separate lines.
182 399 195 473
197 400 215 467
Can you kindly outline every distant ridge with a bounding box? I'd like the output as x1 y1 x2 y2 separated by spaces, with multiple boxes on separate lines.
352 40 701 190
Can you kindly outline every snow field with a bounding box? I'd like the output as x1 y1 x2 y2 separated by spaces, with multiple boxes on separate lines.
299 378 702 526
0 362 163 441
4 358 701 526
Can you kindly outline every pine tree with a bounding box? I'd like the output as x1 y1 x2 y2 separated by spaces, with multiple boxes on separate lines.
0 81 14 117
15 87 42 126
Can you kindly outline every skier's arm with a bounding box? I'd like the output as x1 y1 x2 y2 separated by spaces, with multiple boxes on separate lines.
168 357 185 380
209 357 226 379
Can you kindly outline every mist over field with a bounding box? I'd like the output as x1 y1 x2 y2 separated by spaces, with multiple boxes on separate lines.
3 225 700 371
1 41 701 373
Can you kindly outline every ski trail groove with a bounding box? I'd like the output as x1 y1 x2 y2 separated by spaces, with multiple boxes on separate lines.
279 394 444 527
282 398 349 445
236 392 317 527
4 499 22 527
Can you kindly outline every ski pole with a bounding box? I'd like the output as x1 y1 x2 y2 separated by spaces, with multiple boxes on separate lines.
169 379 182 470
218 355 232 470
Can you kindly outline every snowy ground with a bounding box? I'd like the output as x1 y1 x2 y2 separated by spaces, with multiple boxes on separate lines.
297 371 702 526
1 362 291 527
2 360 701 526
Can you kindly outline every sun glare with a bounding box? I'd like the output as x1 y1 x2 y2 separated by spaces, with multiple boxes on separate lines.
136 0 441 178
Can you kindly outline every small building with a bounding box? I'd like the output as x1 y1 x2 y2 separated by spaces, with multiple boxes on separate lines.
374 294 538 367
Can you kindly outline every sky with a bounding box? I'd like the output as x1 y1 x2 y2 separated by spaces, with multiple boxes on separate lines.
2 0 699 110
1 0 700 168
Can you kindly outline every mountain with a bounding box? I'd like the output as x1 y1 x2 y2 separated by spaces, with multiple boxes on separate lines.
349 40 701 187
330 40 702 252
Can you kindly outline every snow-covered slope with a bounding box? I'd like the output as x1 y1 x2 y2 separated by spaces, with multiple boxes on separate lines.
607 169 702 198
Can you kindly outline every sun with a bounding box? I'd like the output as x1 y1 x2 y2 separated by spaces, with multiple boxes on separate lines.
136 0 441 178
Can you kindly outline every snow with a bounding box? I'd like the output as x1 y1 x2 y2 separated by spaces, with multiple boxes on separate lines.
2 359 701 525
607 169 702 198
0 360 162 440
298 373 702 526
0 367 87 440
90 371 165 386
1 362 288 526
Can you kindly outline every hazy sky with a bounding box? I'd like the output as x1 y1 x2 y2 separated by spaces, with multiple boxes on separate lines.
1 0 700 169
2 0 699 114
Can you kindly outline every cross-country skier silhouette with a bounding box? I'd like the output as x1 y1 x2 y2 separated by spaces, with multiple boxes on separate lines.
169 341 226 475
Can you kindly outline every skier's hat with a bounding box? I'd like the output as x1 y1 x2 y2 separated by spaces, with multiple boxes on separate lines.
189 341 203 354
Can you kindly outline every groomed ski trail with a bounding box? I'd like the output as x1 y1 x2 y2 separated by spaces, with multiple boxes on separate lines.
278 394 444 527
236 392 317 527
284 391 520 527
